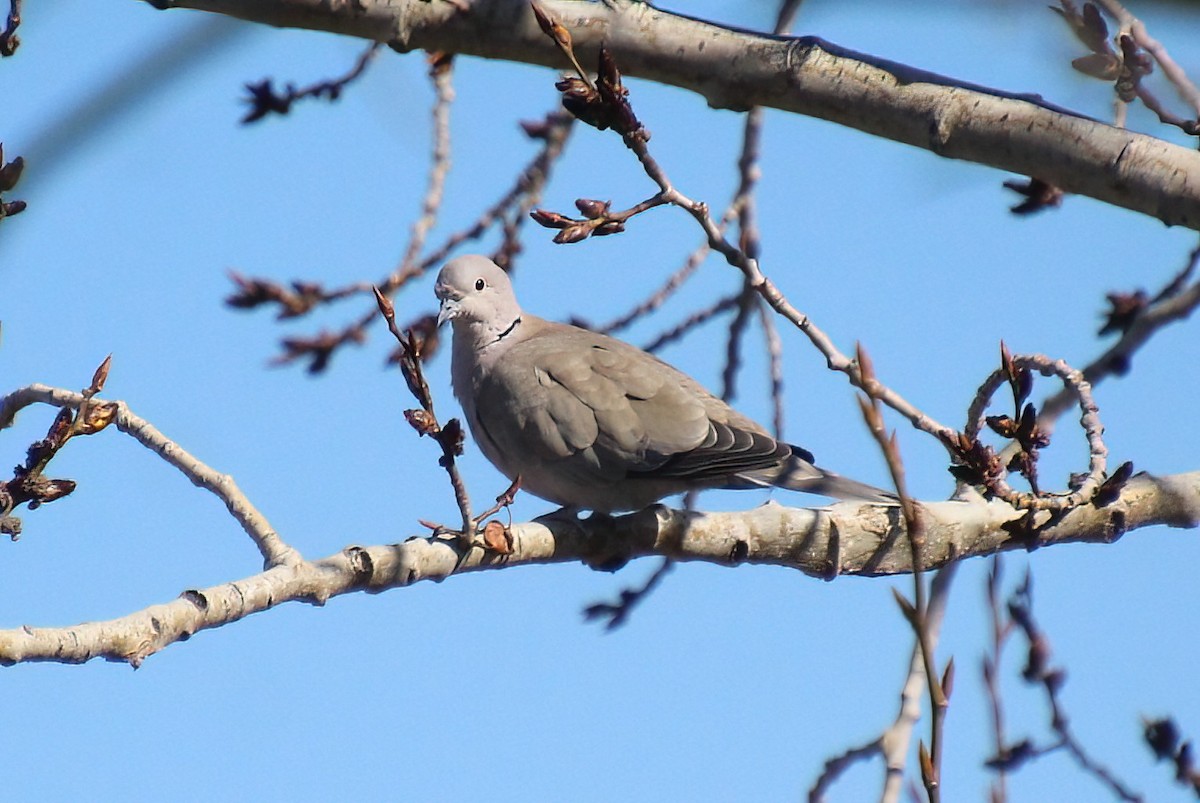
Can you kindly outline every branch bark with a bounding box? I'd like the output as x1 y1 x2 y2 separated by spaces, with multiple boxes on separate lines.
145 0 1200 229
3 470 1196 666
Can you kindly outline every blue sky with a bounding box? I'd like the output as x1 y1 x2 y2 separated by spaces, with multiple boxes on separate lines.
4 1 1199 800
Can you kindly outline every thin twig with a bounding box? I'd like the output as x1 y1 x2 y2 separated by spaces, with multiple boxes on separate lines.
721 284 756 401
0 0 21 57
595 249 706 334
582 557 675 630
991 570 1144 802
589 198 753 337
1093 0 1200 124
617 120 963 453
812 565 957 803
1033 240 1200 431
719 92 768 405
374 290 475 542
641 292 741 354
982 556 1014 803
528 15 960 454
242 41 381 124
395 52 456 284
963 352 1108 510
857 345 949 802
809 737 883 803
0 384 300 568
757 300 786 439
880 566 957 803
234 110 572 371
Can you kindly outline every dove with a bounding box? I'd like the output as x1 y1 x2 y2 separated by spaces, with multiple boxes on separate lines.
434 254 894 513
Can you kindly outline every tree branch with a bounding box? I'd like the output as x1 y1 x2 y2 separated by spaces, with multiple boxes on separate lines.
0 385 301 568
2 464 1196 666
145 0 1200 229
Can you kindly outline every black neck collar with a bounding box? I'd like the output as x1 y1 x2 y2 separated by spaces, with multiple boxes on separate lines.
494 316 521 343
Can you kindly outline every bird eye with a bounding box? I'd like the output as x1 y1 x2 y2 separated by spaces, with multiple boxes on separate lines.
474 278 485 291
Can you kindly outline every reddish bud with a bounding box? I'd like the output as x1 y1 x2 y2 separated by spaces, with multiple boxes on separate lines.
1093 460 1134 506
438 418 465 457
530 2 572 50
574 198 610 219
0 155 24 192
553 224 591 244
1072 53 1120 80
404 408 440 437
592 220 625 237
90 354 113 395
482 520 513 554
530 208 572 229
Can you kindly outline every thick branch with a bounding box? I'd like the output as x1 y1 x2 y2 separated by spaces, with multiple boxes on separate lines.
3 471 1196 666
148 0 1200 229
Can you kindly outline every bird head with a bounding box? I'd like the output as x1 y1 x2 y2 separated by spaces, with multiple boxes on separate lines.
435 255 524 345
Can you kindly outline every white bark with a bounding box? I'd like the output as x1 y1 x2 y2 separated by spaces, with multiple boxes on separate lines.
146 0 1200 228
2 470 1196 666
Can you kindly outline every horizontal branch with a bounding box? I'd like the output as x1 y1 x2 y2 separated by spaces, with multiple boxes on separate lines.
3 470 1196 666
148 0 1200 228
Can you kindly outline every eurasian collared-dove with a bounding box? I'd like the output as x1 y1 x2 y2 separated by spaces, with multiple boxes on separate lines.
434 254 893 512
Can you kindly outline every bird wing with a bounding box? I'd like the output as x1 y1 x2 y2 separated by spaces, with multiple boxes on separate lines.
473 323 797 485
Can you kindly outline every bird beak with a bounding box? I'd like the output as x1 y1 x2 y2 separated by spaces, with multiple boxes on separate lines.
435 288 461 327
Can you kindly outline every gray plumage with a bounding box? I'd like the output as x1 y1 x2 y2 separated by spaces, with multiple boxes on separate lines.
435 255 893 513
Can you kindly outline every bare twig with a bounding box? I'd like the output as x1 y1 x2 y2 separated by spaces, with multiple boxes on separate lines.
592 248 707 335
1055 1 1200 135
809 737 883 803
242 41 381 124
226 273 368 320
1093 0 1200 128
1143 717 1200 795
583 557 674 630
530 191 667 243
716 90 770 406
373 289 519 547
986 570 1144 802
857 345 951 802
641 292 741 354
982 556 1014 803
773 0 805 36
0 383 299 568
757 299 786 439
621 135 961 450
528 22 962 456
960 349 1108 511
395 52 456 281
0 0 19 57
0 142 27 223
575 0 801 638
813 565 957 803
720 284 756 401
0 357 116 538
373 289 474 542
230 99 571 371
1033 240 1200 433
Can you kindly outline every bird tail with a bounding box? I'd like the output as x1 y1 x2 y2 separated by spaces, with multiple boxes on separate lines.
735 449 898 503
781 468 898 503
